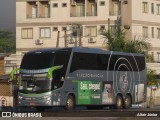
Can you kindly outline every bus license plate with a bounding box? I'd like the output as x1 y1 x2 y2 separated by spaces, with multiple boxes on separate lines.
29 102 36 106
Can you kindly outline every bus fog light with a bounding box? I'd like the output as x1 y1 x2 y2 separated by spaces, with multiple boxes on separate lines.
45 100 51 105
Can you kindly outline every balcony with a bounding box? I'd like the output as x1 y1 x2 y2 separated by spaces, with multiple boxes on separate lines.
26 1 38 18
26 1 50 19
86 0 97 16
86 12 97 16
70 12 85 17
27 14 37 18
39 1 50 18
109 11 120 16
70 0 97 17
109 0 120 16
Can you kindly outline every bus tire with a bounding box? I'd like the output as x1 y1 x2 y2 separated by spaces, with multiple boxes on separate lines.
115 95 123 109
123 95 131 109
64 95 75 111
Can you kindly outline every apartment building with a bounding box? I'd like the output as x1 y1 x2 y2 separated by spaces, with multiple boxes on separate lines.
14 0 160 73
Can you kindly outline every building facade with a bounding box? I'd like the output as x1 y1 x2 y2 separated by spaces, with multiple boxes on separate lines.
14 0 160 73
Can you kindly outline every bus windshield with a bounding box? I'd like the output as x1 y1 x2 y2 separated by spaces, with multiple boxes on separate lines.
19 73 52 93
20 52 55 70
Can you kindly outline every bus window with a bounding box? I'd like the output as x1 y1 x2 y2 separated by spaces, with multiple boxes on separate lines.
51 51 71 90
70 52 109 73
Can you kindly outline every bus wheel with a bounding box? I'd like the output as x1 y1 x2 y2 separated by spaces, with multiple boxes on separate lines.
115 95 123 109
65 95 75 111
123 95 131 109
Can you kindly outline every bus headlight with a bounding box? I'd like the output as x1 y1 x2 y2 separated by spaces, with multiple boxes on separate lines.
33 73 47 77
42 95 51 99
45 100 51 105
18 96 23 100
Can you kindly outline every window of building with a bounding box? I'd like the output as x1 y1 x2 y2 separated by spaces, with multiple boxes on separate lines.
53 3 58 8
21 28 33 39
62 27 67 31
99 25 105 32
157 28 160 39
40 28 51 38
157 52 160 63
100 1 105 6
6 60 11 64
151 27 154 38
62 3 67 7
151 3 154 14
142 26 148 38
157 4 160 15
85 26 97 37
76 4 85 17
53 27 58 31
27 2 38 18
142 2 148 13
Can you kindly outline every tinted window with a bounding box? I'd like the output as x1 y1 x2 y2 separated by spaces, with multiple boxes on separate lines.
70 52 109 73
53 51 71 77
21 52 54 70
135 56 145 71
109 55 145 71
70 52 145 72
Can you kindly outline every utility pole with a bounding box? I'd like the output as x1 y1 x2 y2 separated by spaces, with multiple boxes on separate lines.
108 18 110 32
79 29 82 47
64 31 67 47
56 31 60 48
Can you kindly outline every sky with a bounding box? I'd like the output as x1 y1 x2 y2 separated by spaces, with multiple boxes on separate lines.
0 0 15 32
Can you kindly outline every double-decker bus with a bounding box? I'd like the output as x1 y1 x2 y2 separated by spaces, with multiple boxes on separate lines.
11 47 147 111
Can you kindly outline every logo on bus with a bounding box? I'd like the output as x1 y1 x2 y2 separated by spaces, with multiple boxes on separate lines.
119 72 128 91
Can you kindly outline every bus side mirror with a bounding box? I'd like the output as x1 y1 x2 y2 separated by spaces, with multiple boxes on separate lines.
47 65 63 79
10 68 20 80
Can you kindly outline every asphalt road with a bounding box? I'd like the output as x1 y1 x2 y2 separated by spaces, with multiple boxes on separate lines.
1 106 160 119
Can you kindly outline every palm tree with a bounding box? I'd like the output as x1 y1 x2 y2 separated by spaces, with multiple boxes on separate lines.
100 28 151 54
100 28 125 52
124 37 151 53
147 69 159 107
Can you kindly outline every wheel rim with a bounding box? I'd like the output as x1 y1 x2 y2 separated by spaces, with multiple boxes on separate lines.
117 97 122 107
67 98 73 108
125 97 130 106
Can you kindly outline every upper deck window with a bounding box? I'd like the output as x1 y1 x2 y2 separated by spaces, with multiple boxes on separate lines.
21 52 55 70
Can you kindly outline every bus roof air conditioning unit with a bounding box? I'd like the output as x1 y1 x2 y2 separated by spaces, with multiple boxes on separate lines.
88 37 96 43
35 39 43 45
70 0 76 5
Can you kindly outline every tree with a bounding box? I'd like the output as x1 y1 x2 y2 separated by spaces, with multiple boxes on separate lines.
0 30 14 39
125 38 151 53
100 28 125 52
0 30 15 53
147 69 159 107
100 27 151 54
